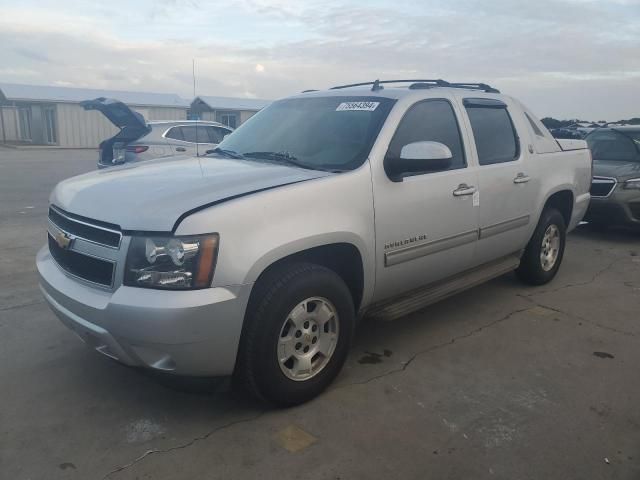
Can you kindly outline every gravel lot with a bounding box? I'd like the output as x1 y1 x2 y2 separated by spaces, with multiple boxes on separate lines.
1 147 639 480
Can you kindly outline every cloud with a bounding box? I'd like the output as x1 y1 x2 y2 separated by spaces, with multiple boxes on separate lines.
0 0 639 119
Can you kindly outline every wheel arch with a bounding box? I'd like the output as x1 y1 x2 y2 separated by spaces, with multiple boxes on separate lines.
542 188 574 227
246 238 368 313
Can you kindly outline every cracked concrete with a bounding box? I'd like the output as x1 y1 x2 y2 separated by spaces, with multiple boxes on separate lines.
2 149 639 480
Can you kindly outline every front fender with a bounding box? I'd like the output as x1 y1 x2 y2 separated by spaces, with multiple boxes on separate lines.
175 168 377 307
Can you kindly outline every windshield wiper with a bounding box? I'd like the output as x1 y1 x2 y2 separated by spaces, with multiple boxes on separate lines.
242 151 320 171
206 147 245 159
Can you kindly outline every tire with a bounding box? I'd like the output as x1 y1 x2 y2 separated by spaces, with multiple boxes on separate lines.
234 262 355 406
516 208 567 285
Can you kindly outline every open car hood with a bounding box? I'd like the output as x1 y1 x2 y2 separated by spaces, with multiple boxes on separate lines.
81 97 150 141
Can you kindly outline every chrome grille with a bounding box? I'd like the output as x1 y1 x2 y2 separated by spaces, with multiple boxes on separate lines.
48 234 115 286
590 177 616 198
47 206 121 287
48 206 122 248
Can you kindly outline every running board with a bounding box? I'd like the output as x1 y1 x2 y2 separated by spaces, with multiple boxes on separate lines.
366 254 521 322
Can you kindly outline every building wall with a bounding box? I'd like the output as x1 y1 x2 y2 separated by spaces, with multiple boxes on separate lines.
197 109 257 127
144 107 187 121
240 110 256 124
200 111 216 122
56 103 119 148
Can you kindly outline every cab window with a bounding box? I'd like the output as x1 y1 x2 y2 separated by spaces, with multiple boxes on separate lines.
464 100 519 165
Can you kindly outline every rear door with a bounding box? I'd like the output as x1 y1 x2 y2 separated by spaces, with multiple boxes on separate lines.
372 98 480 301
459 97 537 264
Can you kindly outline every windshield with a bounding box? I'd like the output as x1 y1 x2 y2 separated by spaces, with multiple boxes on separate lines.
586 130 640 162
215 96 396 171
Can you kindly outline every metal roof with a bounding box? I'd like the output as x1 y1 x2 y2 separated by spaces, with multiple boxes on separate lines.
0 82 191 108
193 95 272 111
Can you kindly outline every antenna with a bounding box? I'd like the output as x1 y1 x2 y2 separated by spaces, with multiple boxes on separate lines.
193 58 199 157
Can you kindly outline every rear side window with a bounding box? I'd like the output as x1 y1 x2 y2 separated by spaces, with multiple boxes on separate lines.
465 103 519 165
208 127 229 143
387 99 466 171
180 126 212 143
165 126 184 141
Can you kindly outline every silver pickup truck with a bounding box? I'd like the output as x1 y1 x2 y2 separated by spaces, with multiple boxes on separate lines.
37 79 592 405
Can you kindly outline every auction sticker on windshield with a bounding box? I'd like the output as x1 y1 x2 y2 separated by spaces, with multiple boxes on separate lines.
336 102 380 112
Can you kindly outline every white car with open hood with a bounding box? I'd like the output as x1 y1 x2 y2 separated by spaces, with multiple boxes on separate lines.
38 79 592 405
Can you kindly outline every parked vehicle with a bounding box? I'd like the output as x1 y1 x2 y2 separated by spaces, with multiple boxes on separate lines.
550 128 586 140
585 127 640 228
81 97 233 168
38 80 591 405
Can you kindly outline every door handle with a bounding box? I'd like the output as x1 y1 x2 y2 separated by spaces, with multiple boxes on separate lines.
514 172 531 184
175 147 186 152
453 184 477 196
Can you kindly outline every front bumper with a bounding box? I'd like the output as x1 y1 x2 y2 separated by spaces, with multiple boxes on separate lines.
585 188 640 227
37 246 252 376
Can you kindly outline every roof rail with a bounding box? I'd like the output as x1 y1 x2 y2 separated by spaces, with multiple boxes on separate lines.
448 83 500 93
329 79 499 93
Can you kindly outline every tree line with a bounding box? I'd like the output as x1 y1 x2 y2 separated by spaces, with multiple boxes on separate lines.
541 117 640 129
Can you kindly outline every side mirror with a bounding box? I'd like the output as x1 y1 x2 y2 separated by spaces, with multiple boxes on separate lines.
385 141 453 181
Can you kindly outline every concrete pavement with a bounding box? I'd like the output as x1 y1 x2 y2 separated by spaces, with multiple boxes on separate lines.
1 148 638 479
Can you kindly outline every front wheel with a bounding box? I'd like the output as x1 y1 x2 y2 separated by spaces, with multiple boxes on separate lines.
516 208 567 285
234 262 355 406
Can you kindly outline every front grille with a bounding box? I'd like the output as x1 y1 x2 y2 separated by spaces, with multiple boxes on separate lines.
630 202 640 221
49 207 121 248
48 235 115 286
590 177 616 198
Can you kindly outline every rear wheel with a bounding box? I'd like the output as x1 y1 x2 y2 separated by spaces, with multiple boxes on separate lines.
234 262 354 406
516 208 567 285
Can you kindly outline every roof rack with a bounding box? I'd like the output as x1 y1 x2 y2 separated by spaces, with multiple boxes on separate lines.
329 79 499 93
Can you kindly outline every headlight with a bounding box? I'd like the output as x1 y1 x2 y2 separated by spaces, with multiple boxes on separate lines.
623 178 640 190
124 234 219 290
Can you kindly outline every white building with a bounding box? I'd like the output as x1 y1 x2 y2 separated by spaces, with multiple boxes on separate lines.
190 95 272 129
0 83 190 148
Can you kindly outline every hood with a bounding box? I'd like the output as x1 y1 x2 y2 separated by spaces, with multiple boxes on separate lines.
593 160 640 180
81 97 150 142
51 156 333 231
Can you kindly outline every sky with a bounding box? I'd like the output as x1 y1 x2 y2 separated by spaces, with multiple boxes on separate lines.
0 0 638 120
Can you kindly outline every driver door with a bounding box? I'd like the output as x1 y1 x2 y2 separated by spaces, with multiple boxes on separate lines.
372 99 480 302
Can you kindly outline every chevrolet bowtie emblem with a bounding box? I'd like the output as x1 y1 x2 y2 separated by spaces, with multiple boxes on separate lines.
55 231 73 250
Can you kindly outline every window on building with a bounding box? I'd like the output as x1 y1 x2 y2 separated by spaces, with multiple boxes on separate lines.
43 106 58 144
18 107 32 141
465 102 519 165
386 99 466 173
218 112 238 129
